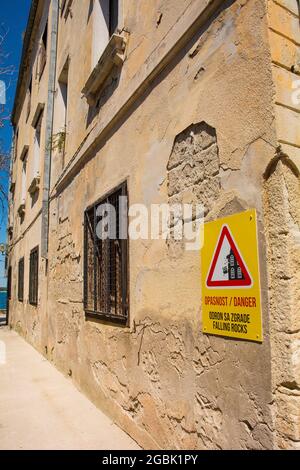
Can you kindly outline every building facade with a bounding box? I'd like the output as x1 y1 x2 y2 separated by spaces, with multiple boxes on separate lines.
8 0 300 449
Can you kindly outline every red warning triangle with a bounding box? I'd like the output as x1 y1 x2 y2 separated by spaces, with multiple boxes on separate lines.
206 225 252 288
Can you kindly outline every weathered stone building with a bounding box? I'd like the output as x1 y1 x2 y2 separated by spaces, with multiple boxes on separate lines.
7 0 300 449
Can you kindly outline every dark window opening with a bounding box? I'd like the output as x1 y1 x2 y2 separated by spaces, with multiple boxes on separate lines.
7 266 12 300
26 77 32 120
29 246 39 306
109 0 119 36
58 58 70 167
61 0 73 19
39 22 48 79
42 22 48 50
14 129 19 161
84 182 128 324
18 257 24 302
61 0 67 15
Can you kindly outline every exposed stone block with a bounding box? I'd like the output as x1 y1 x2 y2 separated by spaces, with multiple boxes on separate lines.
167 122 220 206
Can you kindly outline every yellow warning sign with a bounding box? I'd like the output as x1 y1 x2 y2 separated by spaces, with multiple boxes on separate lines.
201 209 263 342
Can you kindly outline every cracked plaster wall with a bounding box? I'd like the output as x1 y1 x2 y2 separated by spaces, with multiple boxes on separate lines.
9 0 299 450
42 0 277 449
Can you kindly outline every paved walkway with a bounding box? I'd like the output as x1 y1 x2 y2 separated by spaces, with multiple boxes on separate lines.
0 312 6 326
0 327 140 450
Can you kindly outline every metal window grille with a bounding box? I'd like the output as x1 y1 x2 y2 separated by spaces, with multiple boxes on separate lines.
29 247 39 306
84 182 128 324
18 258 24 302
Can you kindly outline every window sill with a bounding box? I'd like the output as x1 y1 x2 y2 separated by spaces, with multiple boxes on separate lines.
82 33 127 107
85 310 128 326
28 175 40 195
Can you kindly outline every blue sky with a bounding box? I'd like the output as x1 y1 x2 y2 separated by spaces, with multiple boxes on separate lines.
0 0 31 287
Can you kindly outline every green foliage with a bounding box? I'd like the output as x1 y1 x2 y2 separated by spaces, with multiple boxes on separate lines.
48 128 67 153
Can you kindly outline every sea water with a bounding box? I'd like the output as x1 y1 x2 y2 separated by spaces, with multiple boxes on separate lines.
0 291 7 310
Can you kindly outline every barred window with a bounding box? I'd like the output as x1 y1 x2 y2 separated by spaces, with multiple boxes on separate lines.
29 247 39 306
84 182 128 324
18 257 24 302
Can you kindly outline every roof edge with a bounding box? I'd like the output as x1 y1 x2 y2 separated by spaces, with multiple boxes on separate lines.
11 0 40 128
